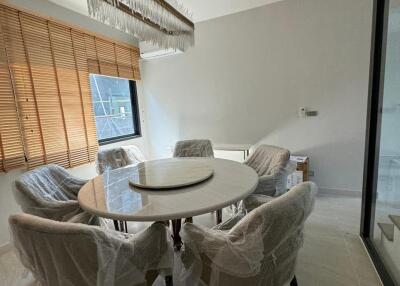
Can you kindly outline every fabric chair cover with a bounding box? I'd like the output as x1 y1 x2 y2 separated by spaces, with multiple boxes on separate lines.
96 145 145 174
13 164 98 225
240 194 275 212
178 182 318 286
9 213 174 286
173 140 214 158
173 139 219 224
245 144 295 196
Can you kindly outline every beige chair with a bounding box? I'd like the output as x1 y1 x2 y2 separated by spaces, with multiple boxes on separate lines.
96 145 145 174
173 139 214 158
245 144 292 197
173 139 221 224
180 182 317 286
9 213 174 286
96 145 146 232
13 164 98 225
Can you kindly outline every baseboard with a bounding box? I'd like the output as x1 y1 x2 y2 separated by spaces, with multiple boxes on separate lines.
318 187 362 197
0 242 11 256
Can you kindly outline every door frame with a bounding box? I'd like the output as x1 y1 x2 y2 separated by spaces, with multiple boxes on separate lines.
360 0 397 285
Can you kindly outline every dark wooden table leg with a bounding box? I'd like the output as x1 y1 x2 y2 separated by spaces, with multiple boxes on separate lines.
171 219 182 251
165 275 173 286
216 209 222 224
119 221 125 232
113 220 119 231
113 220 128 233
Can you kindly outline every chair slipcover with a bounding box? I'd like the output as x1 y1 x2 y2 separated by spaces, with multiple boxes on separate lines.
178 182 317 286
241 194 275 212
96 145 145 174
13 164 98 225
245 144 295 197
173 139 219 223
173 140 214 158
9 213 174 286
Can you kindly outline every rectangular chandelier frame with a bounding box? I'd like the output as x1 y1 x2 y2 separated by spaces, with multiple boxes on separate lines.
88 0 195 50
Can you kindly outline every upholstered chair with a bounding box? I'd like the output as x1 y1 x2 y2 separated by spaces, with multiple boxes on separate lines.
13 164 98 225
245 144 292 197
9 213 174 286
173 139 221 223
173 139 214 158
179 182 318 286
96 145 145 174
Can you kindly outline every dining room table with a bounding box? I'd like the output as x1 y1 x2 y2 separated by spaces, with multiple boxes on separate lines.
78 157 258 249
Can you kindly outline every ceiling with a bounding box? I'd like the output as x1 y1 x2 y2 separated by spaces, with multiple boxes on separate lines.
42 0 284 24
181 0 284 22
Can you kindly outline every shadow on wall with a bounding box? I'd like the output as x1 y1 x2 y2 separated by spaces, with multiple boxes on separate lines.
145 89 300 158
256 134 365 192
145 77 366 192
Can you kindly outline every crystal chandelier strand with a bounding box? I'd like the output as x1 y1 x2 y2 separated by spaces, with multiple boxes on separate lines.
87 0 194 51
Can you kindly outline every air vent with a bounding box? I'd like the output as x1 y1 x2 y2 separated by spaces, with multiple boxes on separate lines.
139 41 183 60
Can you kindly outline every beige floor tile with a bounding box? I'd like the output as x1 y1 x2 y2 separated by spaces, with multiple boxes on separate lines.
296 260 360 286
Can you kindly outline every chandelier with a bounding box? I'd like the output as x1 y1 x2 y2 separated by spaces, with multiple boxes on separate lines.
87 0 194 51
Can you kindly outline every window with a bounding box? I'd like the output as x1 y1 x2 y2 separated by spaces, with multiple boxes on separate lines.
89 74 141 144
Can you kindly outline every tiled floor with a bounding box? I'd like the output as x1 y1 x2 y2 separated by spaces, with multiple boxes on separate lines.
297 194 381 286
0 194 382 286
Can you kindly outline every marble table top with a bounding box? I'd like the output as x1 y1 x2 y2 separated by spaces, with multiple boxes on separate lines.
128 159 214 189
78 158 258 221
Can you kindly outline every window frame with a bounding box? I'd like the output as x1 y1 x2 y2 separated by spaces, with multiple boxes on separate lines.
90 76 142 146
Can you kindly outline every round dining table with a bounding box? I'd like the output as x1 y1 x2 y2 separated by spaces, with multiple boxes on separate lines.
78 157 258 248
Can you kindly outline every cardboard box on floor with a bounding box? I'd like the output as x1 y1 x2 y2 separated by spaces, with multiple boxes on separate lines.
287 156 309 188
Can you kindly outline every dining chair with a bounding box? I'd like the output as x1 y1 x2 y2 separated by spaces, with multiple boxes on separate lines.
245 144 294 197
9 213 174 286
173 139 214 158
97 145 146 232
13 164 99 225
179 182 317 286
173 139 221 224
96 145 145 174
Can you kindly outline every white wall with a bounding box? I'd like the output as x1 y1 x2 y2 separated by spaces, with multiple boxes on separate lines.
141 0 373 193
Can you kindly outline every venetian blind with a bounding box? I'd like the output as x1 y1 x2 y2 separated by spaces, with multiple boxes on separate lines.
0 8 26 171
85 36 141 80
0 4 141 171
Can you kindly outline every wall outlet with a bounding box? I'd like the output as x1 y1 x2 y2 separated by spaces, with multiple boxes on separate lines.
298 107 307 118
309 170 315 177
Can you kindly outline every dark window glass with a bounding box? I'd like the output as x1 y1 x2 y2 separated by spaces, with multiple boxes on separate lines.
89 74 140 144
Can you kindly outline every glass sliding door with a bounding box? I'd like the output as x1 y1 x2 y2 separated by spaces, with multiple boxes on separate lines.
362 0 400 285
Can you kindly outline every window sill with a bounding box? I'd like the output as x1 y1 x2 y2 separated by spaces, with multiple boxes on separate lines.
99 134 142 146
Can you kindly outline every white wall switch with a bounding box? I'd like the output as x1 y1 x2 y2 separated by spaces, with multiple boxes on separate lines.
299 107 307 118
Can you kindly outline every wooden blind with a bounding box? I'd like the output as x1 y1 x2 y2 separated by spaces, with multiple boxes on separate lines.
0 7 26 171
86 35 141 80
1 8 45 169
0 4 141 171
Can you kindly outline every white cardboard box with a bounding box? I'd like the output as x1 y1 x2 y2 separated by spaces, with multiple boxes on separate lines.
287 170 304 188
